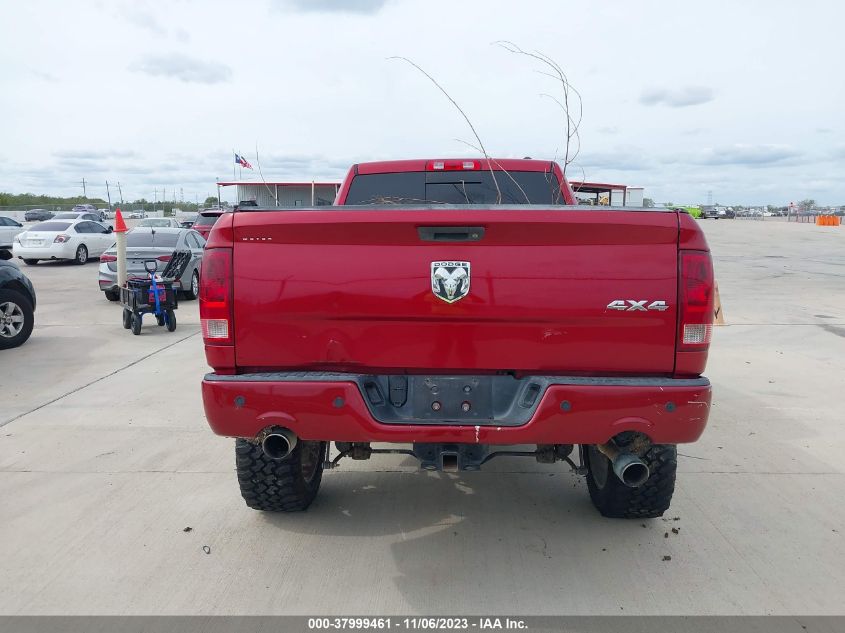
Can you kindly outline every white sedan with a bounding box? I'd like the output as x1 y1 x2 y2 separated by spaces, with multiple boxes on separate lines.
12 218 115 265
0 216 25 249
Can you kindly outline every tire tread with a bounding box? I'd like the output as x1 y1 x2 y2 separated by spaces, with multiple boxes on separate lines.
586 444 677 519
235 436 325 512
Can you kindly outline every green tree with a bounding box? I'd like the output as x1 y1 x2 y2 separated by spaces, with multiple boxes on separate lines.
799 199 815 210
204 196 218 206
0 191 107 208
642 197 655 208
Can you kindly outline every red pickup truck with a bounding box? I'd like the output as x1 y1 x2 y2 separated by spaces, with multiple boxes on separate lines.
200 158 714 519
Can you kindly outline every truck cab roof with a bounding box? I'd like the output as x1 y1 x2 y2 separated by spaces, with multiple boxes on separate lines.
353 158 558 174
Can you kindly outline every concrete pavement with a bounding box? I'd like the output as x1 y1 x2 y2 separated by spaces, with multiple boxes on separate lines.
1 218 843 615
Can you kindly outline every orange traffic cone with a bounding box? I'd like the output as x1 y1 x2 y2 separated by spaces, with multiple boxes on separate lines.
114 208 128 233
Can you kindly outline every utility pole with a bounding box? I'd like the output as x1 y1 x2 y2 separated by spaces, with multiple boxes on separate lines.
105 181 112 210
81 178 87 198
117 182 124 204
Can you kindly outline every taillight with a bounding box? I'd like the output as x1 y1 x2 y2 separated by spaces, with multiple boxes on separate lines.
54 234 70 243
678 250 715 351
100 254 117 262
157 255 172 262
199 248 233 344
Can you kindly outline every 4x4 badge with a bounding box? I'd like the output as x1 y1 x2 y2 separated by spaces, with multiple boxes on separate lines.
431 261 470 304
607 299 669 311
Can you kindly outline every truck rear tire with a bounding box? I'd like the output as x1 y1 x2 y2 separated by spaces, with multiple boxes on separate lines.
585 443 677 519
235 436 327 512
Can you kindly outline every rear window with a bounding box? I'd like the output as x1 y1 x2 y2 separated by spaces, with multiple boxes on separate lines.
53 213 78 219
194 213 221 226
344 171 564 205
31 222 72 231
141 219 174 227
126 231 180 247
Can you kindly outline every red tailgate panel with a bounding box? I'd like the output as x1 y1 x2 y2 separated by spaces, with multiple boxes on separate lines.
232 209 679 374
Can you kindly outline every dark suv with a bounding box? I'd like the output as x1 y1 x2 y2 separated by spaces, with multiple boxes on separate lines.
25 209 53 222
0 251 36 349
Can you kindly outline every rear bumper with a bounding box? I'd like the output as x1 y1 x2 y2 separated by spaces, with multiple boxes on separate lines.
202 373 712 445
13 243 76 260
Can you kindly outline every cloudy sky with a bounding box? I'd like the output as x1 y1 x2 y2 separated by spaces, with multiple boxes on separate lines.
1 0 842 205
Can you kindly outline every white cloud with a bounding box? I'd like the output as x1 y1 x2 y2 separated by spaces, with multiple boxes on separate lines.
683 144 802 167
275 0 389 13
128 53 232 84
121 6 167 37
640 86 714 107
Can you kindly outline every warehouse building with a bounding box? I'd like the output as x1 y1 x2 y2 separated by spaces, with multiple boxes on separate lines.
217 181 340 207
571 181 644 207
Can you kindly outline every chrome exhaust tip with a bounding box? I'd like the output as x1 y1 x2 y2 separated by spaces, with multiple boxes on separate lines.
611 452 650 487
261 429 298 460
596 441 650 488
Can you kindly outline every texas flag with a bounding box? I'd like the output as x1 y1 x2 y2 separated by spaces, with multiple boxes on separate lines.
234 153 253 170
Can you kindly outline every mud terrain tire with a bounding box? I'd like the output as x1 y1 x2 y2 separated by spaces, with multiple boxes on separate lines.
586 443 677 519
236 435 327 512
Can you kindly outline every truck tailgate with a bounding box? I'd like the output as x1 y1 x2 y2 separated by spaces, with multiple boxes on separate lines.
231 208 679 374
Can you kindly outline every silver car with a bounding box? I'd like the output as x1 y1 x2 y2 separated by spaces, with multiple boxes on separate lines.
137 218 181 228
97 227 205 302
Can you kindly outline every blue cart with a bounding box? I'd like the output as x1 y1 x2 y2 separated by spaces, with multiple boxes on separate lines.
119 252 191 335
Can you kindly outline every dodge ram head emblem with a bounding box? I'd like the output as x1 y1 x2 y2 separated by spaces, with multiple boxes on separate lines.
431 261 470 304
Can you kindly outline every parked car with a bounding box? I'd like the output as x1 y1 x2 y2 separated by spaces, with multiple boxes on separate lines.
137 218 181 228
52 211 113 230
97 227 205 301
199 157 715 518
24 209 53 222
12 219 114 265
71 204 105 221
193 209 226 240
0 216 25 250
0 250 36 349
128 211 146 219
53 211 100 221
